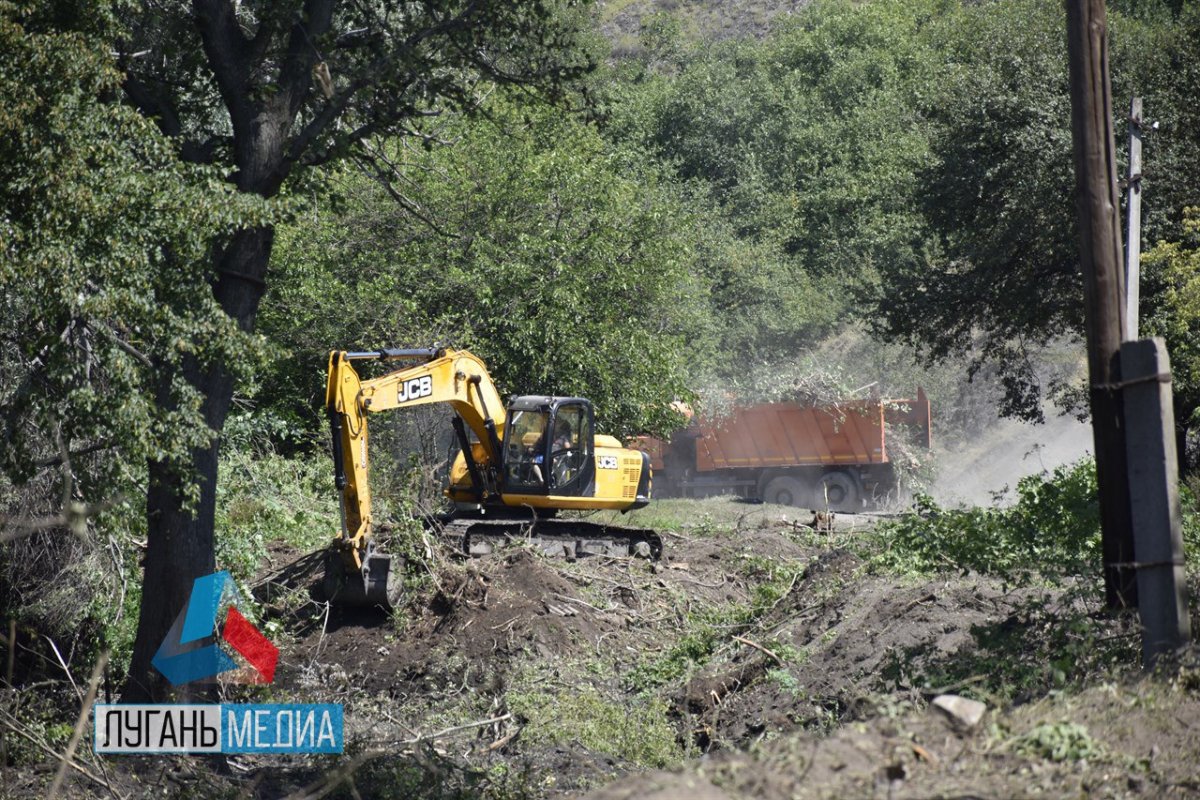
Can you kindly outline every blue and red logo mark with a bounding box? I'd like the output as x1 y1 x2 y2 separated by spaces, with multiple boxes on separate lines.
152 571 279 686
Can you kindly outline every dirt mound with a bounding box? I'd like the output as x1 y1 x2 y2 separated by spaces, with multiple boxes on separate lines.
677 548 1044 748
282 546 620 696
588 672 1200 800
425 548 611 663
196 501 1193 800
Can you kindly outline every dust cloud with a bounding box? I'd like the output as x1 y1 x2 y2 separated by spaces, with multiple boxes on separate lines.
930 410 1093 507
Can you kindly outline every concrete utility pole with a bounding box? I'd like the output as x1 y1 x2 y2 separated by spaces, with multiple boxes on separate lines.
1121 339 1191 665
1065 0 1138 609
1124 97 1144 341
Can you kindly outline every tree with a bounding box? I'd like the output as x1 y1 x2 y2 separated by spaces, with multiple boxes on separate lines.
871 0 1200 422
871 0 1078 421
0 0 269 671
263 100 708 440
115 0 596 700
0 0 263 545
605 0 939 369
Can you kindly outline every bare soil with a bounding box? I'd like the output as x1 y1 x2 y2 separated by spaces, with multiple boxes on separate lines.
11 498 1200 799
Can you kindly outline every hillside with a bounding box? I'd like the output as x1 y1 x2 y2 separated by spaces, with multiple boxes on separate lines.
599 0 808 53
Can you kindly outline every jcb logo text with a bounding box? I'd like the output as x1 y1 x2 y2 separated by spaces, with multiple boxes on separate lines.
398 376 433 403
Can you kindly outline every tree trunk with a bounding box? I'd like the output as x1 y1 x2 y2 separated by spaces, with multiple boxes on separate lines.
122 227 273 701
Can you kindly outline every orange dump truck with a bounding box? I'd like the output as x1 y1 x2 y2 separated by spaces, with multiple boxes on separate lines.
637 389 931 511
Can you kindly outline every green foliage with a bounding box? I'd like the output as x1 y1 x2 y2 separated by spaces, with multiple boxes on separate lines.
1014 721 1104 763
0 0 277 687
872 0 1200 421
608 0 940 367
628 616 726 689
766 667 802 695
883 590 1139 704
265 98 708 437
1180 479 1200 562
872 459 1101 583
628 554 808 689
1142 208 1200 428
327 750 542 800
0 0 272 506
214 447 336 583
507 685 682 768
873 0 1078 421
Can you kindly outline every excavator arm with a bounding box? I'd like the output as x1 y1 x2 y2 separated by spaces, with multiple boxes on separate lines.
323 347 506 607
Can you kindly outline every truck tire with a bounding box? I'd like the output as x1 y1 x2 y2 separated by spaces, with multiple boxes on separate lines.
817 471 860 511
762 475 807 507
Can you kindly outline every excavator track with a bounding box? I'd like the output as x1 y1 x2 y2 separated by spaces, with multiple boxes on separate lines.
437 516 663 561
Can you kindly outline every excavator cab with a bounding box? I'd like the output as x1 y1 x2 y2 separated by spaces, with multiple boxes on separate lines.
502 397 596 497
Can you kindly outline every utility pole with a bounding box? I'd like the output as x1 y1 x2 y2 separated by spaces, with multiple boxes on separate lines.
1065 0 1138 609
1125 97 1143 341
1121 339 1191 665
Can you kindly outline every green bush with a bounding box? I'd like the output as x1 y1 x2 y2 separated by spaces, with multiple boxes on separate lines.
215 447 338 583
872 458 1100 583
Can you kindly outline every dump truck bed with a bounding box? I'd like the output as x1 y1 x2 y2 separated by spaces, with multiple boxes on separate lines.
640 390 930 473
695 400 887 470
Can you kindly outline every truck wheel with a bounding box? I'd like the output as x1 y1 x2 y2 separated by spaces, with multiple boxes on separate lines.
763 475 807 507
818 471 860 511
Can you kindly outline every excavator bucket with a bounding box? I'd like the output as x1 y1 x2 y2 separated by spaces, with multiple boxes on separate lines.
322 547 403 611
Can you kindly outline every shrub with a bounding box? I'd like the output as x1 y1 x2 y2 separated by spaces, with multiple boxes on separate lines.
871 458 1100 583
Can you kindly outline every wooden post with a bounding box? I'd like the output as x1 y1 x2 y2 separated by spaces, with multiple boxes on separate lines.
1121 338 1191 665
1066 0 1138 609
1124 97 1144 341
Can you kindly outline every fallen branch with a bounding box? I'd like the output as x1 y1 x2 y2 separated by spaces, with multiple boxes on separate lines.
669 574 727 590
732 635 784 666
0 707 112 794
552 593 607 613
486 728 520 752
900 592 937 615
409 712 511 744
284 713 515 800
44 636 81 703
49 651 109 797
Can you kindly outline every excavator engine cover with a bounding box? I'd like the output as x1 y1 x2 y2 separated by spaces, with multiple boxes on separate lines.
322 543 403 611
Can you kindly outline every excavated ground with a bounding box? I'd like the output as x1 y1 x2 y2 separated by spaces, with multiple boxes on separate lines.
12 498 1200 799
237 500 1199 800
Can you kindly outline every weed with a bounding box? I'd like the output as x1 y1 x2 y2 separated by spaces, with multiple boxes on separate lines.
628 618 727 689
325 748 541 800
766 668 802 695
1013 721 1103 762
628 559 809 690
769 642 809 665
507 685 682 768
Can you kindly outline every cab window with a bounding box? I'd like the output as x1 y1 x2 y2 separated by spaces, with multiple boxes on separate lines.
549 404 592 489
504 410 549 490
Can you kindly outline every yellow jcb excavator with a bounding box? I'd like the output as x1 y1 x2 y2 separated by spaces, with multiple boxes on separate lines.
324 347 658 608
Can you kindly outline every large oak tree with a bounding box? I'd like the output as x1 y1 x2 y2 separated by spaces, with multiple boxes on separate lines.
117 0 594 700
